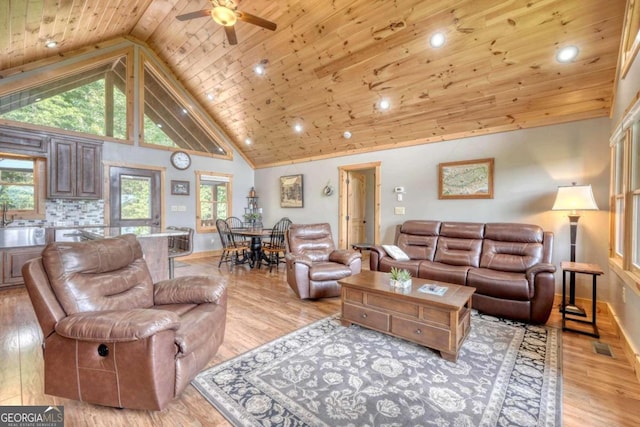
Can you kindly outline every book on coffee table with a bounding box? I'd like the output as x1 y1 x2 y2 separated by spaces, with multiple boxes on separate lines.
418 284 448 296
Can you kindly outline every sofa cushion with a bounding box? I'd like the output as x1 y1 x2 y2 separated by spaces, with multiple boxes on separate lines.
467 268 531 300
484 223 543 243
418 261 469 286
378 258 422 277
395 220 440 261
439 222 484 239
434 237 482 267
480 240 543 272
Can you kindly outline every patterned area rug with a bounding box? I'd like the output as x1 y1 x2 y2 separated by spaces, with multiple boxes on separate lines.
194 312 562 426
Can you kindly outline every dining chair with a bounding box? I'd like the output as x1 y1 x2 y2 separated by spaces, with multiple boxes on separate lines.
216 219 251 269
226 216 251 246
260 217 292 272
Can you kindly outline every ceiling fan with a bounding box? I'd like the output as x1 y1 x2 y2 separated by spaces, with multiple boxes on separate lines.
176 0 277 45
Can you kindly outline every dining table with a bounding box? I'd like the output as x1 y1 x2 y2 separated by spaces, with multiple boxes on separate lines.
230 227 272 268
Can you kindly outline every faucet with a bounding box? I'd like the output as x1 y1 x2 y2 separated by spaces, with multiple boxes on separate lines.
1 202 14 228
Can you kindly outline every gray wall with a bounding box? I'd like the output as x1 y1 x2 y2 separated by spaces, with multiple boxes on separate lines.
256 118 611 303
103 142 255 253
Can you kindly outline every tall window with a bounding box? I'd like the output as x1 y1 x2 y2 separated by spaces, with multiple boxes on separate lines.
630 122 640 269
196 171 232 233
611 101 640 275
142 61 228 156
0 57 128 140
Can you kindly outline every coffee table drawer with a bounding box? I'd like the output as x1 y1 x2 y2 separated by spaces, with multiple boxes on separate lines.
343 303 390 331
391 316 450 350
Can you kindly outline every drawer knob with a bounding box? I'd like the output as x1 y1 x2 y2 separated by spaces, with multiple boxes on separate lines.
415 329 422 335
361 313 368 319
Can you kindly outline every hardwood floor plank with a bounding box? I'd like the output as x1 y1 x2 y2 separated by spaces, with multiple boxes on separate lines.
0 257 638 426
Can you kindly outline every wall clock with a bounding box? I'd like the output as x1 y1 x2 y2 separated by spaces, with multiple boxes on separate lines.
170 151 191 170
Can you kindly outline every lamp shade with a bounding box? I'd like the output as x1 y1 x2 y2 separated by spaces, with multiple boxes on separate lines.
552 184 599 211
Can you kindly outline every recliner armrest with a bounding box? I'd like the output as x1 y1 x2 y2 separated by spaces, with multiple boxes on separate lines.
329 249 362 266
154 276 226 305
55 308 180 342
285 252 313 267
526 262 556 284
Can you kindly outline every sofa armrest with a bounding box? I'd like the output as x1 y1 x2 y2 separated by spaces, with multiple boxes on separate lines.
369 246 388 271
329 249 362 266
526 263 556 285
285 252 313 267
55 309 180 342
154 276 226 305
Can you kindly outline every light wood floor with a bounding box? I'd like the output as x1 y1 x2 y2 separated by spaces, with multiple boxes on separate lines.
1 256 639 426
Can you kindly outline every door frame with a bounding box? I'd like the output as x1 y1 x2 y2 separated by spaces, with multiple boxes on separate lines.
103 161 167 228
338 161 381 249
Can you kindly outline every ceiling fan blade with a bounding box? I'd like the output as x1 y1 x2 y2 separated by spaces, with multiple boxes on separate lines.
225 26 238 45
236 11 277 31
176 10 210 21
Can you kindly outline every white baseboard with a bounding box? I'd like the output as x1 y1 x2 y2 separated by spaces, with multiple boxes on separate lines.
606 302 640 384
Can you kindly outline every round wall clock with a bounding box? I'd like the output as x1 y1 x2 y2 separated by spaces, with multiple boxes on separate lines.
170 151 191 170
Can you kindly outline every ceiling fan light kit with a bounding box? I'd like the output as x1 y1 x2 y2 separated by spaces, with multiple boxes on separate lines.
176 0 277 46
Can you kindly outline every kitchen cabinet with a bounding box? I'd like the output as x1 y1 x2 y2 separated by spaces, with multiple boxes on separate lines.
49 137 103 199
2 246 45 288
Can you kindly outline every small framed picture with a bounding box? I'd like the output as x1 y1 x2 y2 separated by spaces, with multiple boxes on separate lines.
171 180 190 195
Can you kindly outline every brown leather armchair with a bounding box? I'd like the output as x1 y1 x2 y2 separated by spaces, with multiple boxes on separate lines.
22 234 227 411
284 223 362 299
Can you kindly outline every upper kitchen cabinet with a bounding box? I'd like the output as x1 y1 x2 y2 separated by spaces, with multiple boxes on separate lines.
49 136 103 199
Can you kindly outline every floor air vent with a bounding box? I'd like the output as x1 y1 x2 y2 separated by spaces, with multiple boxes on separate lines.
592 341 614 358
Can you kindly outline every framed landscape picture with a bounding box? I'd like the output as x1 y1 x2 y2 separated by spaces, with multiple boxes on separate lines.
280 174 304 207
438 158 494 199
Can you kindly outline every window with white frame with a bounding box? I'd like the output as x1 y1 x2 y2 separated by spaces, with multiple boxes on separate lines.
611 99 640 275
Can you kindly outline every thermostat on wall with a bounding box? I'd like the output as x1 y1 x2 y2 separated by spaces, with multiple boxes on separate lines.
394 186 405 193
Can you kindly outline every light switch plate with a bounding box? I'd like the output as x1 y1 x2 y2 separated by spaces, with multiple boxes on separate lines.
394 207 405 215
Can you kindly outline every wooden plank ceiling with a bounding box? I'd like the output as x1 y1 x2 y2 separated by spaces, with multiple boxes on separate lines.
0 0 627 168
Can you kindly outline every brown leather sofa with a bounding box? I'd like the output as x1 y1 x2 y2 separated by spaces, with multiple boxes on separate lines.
285 223 362 299
370 220 556 323
22 234 227 411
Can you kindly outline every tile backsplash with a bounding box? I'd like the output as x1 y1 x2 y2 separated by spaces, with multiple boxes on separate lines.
11 199 105 227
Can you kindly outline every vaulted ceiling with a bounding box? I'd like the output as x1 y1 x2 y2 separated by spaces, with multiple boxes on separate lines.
0 0 627 168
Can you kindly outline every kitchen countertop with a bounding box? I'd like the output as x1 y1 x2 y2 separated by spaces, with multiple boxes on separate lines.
80 226 189 240
0 225 188 248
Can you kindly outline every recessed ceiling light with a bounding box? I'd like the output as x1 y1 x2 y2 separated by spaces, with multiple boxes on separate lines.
556 45 579 63
429 32 446 48
293 123 303 133
35 97 42 102
343 131 352 139
254 64 265 75
182 108 188 114
378 99 391 110
45 40 58 48
245 138 252 145
157 123 162 128
206 93 215 101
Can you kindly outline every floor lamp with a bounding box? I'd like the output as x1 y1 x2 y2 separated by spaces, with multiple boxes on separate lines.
552 183 599 316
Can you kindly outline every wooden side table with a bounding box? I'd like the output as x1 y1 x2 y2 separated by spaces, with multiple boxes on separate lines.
561 261 604 338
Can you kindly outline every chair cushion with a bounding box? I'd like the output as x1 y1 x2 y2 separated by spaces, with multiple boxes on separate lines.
309 262 353 281
42 234 154 314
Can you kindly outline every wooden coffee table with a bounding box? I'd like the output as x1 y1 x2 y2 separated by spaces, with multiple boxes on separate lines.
339 270 475 362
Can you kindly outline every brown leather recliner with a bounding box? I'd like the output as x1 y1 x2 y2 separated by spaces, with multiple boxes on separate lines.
22 234 227 411
285 223 362 299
